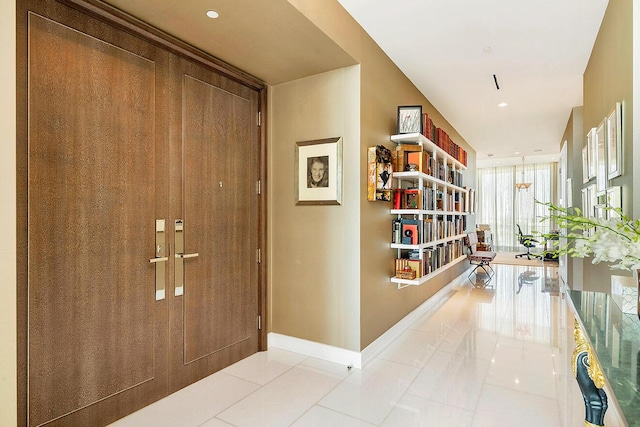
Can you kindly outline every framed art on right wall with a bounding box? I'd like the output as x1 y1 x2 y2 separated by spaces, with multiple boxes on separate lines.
606 102 622 179
595 120 606 195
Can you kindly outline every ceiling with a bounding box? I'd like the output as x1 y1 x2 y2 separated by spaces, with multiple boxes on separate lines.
100 0 608 168
100 0 357 85
336 0 609 167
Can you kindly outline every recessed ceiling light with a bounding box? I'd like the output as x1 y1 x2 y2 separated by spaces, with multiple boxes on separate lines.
514 151 520 155
533 149 543 152
498 102 508 108
487 153 494 157
483 46 493 54
206 10 219 19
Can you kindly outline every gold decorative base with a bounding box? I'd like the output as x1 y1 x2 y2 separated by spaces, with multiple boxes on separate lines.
573 320 607 426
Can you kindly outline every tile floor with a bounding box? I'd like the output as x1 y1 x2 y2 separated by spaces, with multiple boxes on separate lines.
110 263 573 427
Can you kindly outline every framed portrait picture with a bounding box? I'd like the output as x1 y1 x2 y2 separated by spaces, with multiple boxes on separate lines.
295 137 342 205
595 121 606 195
606 102 622 179
397 105 423 134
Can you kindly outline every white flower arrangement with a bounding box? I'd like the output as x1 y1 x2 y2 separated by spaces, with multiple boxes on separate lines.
540 202 640 271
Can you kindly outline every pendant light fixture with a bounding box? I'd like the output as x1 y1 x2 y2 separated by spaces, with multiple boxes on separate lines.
515 156 532 191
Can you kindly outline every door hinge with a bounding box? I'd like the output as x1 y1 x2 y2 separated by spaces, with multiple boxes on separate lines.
257 111 261 127
257 248 261 264
257 179 261 195
257 315 262 330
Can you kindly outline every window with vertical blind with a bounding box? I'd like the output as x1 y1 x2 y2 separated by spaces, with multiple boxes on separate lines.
476 162 558 251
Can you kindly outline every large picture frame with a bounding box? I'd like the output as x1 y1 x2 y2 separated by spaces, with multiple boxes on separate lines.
595 121 606 195
295 137 342 205
606 102 622 179
397 105 423 134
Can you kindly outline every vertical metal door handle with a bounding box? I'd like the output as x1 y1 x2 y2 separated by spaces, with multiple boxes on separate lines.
152 219 167 301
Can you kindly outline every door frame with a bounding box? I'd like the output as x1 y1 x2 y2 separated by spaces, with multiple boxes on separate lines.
16 1 268 425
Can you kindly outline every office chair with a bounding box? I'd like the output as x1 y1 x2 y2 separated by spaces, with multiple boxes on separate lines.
515 224 542 260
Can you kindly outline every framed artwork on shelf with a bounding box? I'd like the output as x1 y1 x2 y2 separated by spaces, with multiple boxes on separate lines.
367 145 393 202
595 121 606 194
581 146 589 184
587 127 596 180
606 186 622 219
295 137 342 205
397 105 423 134
606 102 622 179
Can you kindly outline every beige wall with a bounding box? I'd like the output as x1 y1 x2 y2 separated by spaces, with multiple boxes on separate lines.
269 66 362 351
564 0 635 291
560 107 585 289
1 0 17 425
287 0 476 350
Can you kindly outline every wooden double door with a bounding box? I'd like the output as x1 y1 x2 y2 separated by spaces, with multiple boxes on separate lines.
18 2 265 426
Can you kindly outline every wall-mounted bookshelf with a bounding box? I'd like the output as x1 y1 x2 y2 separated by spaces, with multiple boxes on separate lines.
390 133 469 289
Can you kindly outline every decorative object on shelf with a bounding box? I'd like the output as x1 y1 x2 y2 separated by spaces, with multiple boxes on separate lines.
367 145 393 202
515 156 531 191
606 102 622 179
541 202 640 319
397 105 423 134
295 137 342 205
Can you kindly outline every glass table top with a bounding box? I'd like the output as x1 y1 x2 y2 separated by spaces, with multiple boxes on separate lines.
568 290 640 427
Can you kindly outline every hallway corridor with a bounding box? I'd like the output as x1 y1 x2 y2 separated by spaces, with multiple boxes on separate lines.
111 264 576 427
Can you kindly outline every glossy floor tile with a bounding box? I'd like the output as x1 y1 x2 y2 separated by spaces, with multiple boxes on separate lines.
110 264 581 427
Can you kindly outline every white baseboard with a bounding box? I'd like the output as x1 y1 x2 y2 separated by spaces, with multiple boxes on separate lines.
268 269 469 369
268 332 363 368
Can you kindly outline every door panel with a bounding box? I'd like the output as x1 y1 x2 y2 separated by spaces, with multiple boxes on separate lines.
169 63 260 389
20 2 263 425
26 12 167 427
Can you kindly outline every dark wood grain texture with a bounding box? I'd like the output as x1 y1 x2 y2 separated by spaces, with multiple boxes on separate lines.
17 0 266 425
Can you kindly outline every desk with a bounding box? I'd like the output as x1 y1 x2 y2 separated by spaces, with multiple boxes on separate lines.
568 290 640 426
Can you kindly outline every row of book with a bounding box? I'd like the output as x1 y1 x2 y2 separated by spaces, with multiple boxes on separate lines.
393 144 464 185
394 239 465 277
422 113 468 166
393 187 466 212
392 216 466 245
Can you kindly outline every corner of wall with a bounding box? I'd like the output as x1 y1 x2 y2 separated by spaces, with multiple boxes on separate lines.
1 1 17 425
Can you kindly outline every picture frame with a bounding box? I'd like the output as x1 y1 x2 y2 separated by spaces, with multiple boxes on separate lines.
587 127 597 181
605 186 622 219
586 184 596 219
595 121 606 195
397 105 423 134
581 146 589 184
606 102 622 179
295 137 342 205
